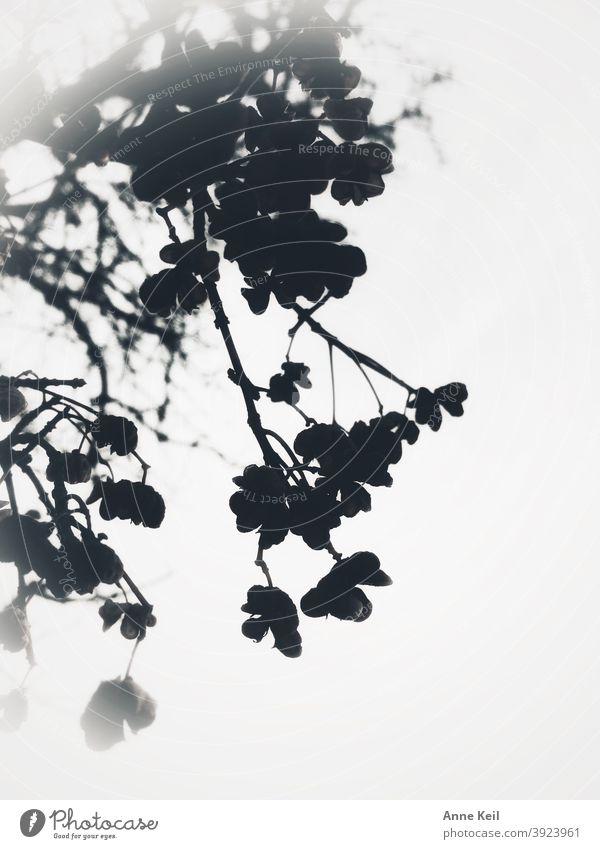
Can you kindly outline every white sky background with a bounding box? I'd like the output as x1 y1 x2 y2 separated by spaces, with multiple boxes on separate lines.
0 0 599 799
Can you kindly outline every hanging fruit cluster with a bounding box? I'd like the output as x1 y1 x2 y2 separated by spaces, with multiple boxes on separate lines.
34 5 468 662
0 374 162 744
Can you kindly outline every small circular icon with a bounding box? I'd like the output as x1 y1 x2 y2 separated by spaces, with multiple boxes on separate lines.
19 810 46 837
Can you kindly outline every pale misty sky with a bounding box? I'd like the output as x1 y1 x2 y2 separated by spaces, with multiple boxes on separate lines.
0 0 599 800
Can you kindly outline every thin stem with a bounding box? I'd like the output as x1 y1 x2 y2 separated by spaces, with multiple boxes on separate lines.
207 277 282 467
47 468 77 545
255 546 273 587
285 330 297 362
287 294 331 341
124 639 140 679
133 450 150 484
291 304 415 394
116 580 130 604
68 494 92 529
24 638 36 668
20 661 35 685
13 377 86 391
328 342 337 424
61 417 115 480
156 205 182 244
263 429 308 485
192 191 283 469
21 465 55 517
41 390 97 417
326 542 344 562
17 568 26 598
121 570 151 609
5 471 19 516
7 397 56 442
356 362 384 415
291 404 316 426
34 409 70 442
0 462 16 489
23 466 87 539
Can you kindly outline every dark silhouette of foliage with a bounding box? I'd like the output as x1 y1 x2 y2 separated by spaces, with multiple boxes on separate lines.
0 0 463 744
0 687 27 732
81 676 157 751
301 551 391 622
242 586 302 658
102 5 466 657
0 374 160 746
0 0 445 428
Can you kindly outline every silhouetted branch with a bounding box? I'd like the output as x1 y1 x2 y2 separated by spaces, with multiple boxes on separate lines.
290 304 416 394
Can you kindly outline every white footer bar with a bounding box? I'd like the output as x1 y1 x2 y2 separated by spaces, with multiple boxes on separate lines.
0 800 598 847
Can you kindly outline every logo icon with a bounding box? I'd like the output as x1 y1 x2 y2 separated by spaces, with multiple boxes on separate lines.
19 810 46 837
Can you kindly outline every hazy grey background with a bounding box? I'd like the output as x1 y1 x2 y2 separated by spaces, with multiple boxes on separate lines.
1 0 599 799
